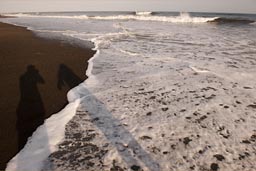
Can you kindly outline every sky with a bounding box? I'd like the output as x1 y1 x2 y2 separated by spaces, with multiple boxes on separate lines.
0 0 256 14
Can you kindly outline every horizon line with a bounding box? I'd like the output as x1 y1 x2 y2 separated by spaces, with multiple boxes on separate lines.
1 10 256 15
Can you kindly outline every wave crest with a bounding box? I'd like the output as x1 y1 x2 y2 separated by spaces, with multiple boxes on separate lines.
135 11 153 16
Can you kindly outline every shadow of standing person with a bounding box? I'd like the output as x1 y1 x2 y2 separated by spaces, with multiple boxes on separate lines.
57 64 83 90
16 65 45 150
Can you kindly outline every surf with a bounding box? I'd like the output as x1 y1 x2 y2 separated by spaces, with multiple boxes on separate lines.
4 12 217 23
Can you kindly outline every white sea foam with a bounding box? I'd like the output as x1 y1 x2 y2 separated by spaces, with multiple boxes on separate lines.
119 49 139 56
189 66 210 73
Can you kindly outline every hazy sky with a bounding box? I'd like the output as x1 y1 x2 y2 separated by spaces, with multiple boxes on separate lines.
0 0 256 14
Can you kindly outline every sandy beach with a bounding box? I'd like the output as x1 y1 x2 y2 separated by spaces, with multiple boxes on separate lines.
1 12 256 171
0 22 95 170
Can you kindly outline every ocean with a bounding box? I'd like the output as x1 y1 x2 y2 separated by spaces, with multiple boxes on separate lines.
2 12 256 171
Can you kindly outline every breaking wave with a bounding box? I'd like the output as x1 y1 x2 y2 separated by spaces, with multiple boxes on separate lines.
5 12 217 23
135 11 153 16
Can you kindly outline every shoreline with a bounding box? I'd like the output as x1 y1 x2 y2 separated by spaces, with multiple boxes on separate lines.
2 13 256 171
0 22 95 170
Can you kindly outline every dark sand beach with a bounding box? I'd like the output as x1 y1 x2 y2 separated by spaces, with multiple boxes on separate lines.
0 22 95 169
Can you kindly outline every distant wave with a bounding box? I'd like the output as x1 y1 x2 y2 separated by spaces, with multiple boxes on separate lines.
208 17 255 24
5 13 90 19
5 12 218 23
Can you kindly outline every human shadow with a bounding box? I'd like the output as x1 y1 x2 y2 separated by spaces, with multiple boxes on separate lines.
57 64 83 90
16 65 45 150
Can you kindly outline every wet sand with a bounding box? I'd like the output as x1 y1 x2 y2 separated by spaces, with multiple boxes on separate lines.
0 22 95 169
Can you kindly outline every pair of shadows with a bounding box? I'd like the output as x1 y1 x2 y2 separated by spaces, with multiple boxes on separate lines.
16 65 160 171
16 64 82 150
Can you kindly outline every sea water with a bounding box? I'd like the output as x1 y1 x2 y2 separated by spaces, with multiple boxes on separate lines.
2 12 256 171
